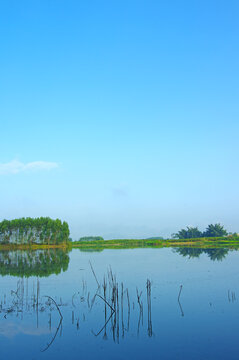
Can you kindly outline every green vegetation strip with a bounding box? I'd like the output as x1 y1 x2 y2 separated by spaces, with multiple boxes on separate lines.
0 236 239 251
71 236 239 250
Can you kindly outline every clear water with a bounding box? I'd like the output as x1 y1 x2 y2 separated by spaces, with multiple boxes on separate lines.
0 247 238 360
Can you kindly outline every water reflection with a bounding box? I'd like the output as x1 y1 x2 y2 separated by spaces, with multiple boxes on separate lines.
1 247 239 359
0 249 70 277
0 262 154 352
0 277 63 351
174 247 230 261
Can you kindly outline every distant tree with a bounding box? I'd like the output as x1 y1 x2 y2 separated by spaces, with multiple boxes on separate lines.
79 236 104 242
172 226 202 239
203 223 228 237
147 236 164 240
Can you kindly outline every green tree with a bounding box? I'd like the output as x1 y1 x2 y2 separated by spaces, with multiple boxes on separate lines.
79 236 104 241
173 226 202 239
0 217 70 245
203 223 228 237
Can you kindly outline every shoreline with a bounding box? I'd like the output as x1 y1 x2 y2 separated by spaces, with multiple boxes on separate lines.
0 236 238 251
0 244 69 251
71 237 239 250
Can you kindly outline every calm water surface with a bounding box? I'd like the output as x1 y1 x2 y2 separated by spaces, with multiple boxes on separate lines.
0 247 239 360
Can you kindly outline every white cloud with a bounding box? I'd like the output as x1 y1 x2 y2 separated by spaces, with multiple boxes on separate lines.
0 160 59 175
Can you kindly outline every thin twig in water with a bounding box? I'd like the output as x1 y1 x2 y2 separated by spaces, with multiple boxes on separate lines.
91 312 114 337
90 287 101 311
43 296 63 319
41 317 63 352
177 285 184 317
89 261 100 288
178 285 183 302
72 293 76 308
178 299 184 317
96 294 115 313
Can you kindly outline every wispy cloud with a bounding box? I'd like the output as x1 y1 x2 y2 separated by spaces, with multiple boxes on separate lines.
0 160 59 175
0 322 50 338
112 183 129 197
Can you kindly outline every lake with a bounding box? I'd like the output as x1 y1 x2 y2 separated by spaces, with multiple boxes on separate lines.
0 247 238 360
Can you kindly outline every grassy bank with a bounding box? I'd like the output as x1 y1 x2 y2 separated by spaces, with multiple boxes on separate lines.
71 235 239 250
0 236 239 251
0 243 69 251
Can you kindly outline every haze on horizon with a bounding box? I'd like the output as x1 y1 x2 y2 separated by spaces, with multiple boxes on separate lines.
0 1 238 240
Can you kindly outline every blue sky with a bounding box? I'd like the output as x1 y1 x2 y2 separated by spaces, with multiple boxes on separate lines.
0 0 238 239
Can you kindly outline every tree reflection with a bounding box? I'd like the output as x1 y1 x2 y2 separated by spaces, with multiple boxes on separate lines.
1 267 154 352
175 248 204 259
205 248 229 261
175 247 229 261
0 249 69 277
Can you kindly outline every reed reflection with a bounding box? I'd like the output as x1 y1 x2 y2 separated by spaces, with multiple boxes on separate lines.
0 263 154 353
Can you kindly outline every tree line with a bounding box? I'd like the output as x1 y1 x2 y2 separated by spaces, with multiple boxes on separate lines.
0 217 70 245
172 223 230 239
